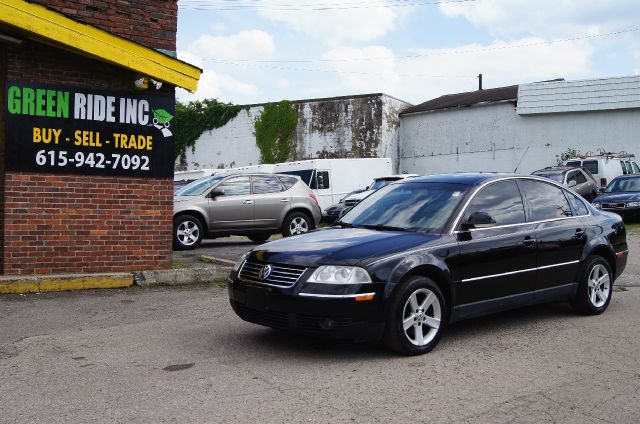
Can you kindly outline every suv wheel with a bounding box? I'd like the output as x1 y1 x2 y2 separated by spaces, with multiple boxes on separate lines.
173 215 204 250
383 276 446 355
570 255 612 315
282 212 312 237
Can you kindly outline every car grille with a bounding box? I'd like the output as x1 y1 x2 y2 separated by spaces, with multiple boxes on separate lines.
602 202 626 209
239 261 306 288
234 304 289 330
233 303 353 334
344 199 360 207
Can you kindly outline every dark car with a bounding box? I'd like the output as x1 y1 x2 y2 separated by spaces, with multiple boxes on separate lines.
228 174 628 355
532 166 598 201
323 189 366 224
592 175 640 220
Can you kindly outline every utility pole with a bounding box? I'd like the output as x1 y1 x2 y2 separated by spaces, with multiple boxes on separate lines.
478 73 483 90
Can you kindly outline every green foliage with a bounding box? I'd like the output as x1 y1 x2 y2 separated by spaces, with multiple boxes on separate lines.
174 99 243 162
556 147 581 165
254 100 298 164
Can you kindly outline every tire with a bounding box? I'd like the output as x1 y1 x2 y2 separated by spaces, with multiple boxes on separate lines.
281 211 313 237
383 276 447 355
570 255 613 315
173 215 204 250
248 233 270 244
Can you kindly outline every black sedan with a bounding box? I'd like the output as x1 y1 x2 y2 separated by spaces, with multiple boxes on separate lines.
228 174 628 355
592 175 640 220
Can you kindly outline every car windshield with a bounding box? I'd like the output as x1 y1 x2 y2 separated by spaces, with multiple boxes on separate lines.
175 175 225 196
370 178 398 190
337 182 469 233
605 177 640 193
533 173 564 183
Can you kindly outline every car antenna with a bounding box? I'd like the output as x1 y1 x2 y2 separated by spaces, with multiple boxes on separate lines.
513 146 530 173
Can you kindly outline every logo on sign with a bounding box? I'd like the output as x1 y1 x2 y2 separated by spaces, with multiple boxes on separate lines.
259 265 272 280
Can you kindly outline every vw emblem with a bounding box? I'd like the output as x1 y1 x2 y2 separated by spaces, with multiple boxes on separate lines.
259 265 272 280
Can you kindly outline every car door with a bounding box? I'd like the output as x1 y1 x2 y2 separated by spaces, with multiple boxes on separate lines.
252 175 289 228
452 179 537 305
519 179 587 292
566 169 589 198
207 176 254 230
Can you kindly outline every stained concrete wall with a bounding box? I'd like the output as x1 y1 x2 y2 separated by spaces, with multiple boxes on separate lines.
399 102 640 175
180 94 412 172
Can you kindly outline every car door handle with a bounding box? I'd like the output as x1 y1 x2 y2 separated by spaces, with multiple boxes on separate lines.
279 198 290 202
522 236 536 246
242 200 254 205
575 229 585 238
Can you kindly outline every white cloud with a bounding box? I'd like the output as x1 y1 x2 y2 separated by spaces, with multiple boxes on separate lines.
188 30 275 60
323 38 594 104
259 0 397 43
440 0 640 38
177 51 258 102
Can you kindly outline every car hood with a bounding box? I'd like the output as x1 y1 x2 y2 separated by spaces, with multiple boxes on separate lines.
594 193 640 202
248 227 442 267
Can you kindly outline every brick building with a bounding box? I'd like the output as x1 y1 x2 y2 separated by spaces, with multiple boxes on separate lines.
0 0 201 275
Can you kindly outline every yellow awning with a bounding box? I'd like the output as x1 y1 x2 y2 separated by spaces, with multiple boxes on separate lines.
0 0 202 91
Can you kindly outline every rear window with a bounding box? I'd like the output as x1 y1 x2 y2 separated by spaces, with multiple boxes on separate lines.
252 176 284 194
632 162 640 173
582 160 599 175
277 175 300 190
566 161 581 167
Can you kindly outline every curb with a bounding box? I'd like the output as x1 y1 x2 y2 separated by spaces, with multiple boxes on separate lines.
134 266 232 287
0 273 133 294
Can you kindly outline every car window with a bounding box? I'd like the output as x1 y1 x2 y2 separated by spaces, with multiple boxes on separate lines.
565 191 589 216
277 175 299 190
582 160 599 175
566 171 577 186
566 161 581 167
632 162 640 174
176 175 225 196
340 182 469 233
605 177 640 192
532 172 563 183
621 161 629 175
462 180 526 226
315 171 330 189
521 180 573 221
252 176 284 194
217 176 251 196
574 171 587 184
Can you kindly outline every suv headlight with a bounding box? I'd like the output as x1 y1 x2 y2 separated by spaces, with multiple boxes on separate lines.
627 201 640 208
307 266 372 284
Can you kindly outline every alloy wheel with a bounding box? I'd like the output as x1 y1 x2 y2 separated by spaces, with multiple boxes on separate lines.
289 217 309 235
402 288 442 346
587 263 611 308
177 220 200 246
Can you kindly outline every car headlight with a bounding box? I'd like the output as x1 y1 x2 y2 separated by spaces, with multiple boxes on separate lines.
627 201 640 208
233 252 249 272
307 266 372 284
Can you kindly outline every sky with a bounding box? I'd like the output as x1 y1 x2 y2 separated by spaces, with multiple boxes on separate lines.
175 0 640 106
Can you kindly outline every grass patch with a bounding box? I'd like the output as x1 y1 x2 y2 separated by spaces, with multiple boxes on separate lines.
172 260 187 269
626 222 640 235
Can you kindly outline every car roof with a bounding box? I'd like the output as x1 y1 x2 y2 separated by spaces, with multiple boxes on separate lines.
532 166 577 174
406 173 510 186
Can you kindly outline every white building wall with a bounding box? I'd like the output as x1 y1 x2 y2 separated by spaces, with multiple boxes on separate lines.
180 94 412 172
399 102 640 175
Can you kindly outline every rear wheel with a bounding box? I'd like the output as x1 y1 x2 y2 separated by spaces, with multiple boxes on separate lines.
282 212 313 237
173 215 204 250
383 276 446 355
570 256 612 315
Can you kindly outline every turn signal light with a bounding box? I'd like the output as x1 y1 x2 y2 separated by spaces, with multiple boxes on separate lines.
355 293 375 302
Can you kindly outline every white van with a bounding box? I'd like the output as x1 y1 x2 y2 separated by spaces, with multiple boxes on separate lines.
565 154 640 188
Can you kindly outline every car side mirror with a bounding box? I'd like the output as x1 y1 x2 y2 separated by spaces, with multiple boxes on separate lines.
209 188 225 198
568 180 577 187
460 211 496 230
598 187 605 193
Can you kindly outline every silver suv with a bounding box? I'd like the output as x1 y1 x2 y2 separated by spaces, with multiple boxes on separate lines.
173 173 322 250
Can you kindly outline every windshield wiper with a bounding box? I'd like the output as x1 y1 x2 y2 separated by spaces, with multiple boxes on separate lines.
360 224 412 232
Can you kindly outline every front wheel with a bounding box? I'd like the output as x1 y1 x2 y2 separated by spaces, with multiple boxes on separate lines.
383 276 446 355
281 212 313 237
173 215 204 250
570 256 612 315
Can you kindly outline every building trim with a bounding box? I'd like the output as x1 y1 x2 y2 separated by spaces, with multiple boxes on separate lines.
0 0 201 91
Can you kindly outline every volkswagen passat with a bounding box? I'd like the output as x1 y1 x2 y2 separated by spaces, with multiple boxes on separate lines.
228 174 628 355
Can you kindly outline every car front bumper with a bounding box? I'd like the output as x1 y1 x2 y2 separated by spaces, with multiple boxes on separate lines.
228 278 387 341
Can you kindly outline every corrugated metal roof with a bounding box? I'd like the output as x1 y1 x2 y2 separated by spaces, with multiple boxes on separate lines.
399 85 518 115
517 75 640 115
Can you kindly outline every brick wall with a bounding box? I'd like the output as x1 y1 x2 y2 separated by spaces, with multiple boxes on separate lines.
3 173 172 274
29 0 177 51
0 45 6 273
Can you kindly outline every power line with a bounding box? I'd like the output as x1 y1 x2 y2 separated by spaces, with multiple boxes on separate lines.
178 0 477 11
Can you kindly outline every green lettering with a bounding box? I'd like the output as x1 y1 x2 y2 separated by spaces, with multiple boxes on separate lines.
35 89 46 116
7 86 20 114
46 90 56 117
22 88 35 115
57 91 69 118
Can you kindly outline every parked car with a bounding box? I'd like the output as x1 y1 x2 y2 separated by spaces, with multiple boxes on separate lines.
173 173 322 250
592 175 640 220
322 189 366 224
565 153 640 188
228 173 628 355
531 166 598 201
342 174 419 208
